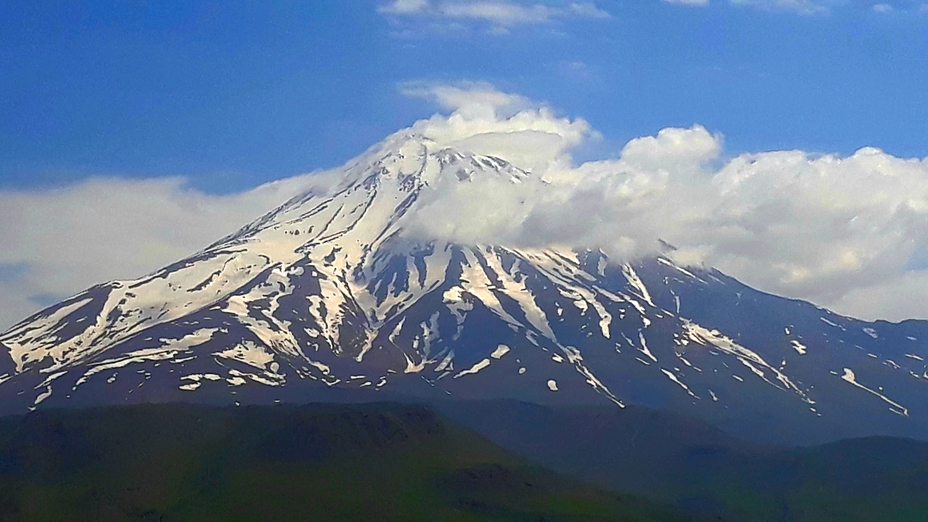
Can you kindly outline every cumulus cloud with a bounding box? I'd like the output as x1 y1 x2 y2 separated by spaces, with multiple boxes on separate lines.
401 81 592 172
378 0 609 33
398 83 928 321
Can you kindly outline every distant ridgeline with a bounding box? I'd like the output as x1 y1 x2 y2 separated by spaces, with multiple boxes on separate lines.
1 402 927 521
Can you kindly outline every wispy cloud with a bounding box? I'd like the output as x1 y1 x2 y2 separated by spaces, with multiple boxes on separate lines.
671 1 928 15
380 0 432 14
379 0 609 34
663 0 833 15
552 60 593 81
729 0 830 14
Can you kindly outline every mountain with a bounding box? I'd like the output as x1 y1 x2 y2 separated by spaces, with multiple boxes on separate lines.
1 132 926 444
0 402 704 521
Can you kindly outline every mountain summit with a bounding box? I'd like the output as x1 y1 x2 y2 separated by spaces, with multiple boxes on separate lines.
2 134 926 444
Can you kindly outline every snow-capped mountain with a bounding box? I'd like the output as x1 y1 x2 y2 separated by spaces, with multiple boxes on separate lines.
2 133 926 444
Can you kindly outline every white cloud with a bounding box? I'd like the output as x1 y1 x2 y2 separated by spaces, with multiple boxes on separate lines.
378 0 609 32
667 1 928 14
3 83 928 328
0 174 332 330
433 2 553 24
401 80 592 172
380 0 431 14
567 2 611 18
398 83 928 321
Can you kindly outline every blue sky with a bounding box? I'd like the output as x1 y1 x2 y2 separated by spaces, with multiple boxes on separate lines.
2 0 926 193
2 0 928 328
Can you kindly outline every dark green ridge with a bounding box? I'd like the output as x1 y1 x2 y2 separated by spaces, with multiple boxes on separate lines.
0 402 706 522
440 399 928 522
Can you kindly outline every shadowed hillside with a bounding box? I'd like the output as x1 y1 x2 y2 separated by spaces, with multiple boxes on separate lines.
440 399 928 522
0 402 704 521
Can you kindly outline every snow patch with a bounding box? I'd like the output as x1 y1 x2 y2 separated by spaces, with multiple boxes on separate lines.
638 331 658 363
683 320 810 403
841 368 908 416
621 263 654 306
213 341 276 371
454 358 491 378
661 368 698 399
490 344 510 359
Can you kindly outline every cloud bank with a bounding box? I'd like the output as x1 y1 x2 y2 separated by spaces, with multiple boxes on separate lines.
0 175 324 330
396 83 928 323
2 83 927 329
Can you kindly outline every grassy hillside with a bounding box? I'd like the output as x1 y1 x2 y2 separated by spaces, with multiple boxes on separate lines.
0 402 703 521
439 399 928 522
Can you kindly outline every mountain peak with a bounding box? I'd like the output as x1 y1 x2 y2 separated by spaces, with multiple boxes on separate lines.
362 131 530 186
2 129 927 448
215 132 533 256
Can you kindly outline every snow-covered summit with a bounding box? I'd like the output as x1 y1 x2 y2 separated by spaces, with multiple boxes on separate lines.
1 133 927 445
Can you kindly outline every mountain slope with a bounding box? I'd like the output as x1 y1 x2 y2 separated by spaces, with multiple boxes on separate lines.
440 399 928 522
0 402 704 521
1 133 926 444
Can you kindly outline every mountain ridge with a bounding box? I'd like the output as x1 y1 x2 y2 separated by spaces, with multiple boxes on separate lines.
1 133 926 445
0 401 710 521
